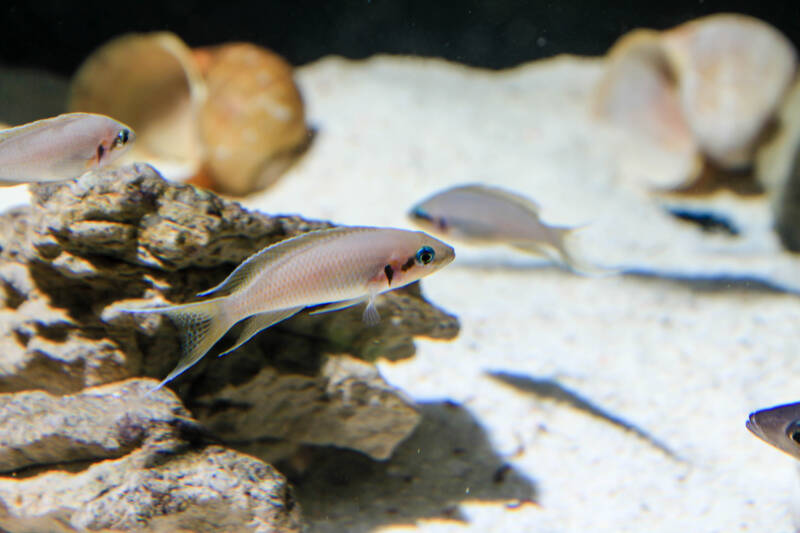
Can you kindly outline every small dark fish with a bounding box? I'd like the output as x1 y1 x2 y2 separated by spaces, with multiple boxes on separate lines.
746 402 800 460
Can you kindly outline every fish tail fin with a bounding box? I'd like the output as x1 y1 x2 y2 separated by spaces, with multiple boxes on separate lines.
513 227 620 277
125 298 233 391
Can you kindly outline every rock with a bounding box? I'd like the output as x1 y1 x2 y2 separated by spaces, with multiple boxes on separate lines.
0 379 193 473
757 79 800 251
0 445 301 532
194 354 420 460
0 163 457 463
0 163 459 529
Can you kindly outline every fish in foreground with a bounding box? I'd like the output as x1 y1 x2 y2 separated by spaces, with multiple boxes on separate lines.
0 112 134 183
408 184 608 274
124 226 455 390
747 402 800 460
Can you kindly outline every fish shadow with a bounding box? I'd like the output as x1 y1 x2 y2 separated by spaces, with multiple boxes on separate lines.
292 401 538 533
487 370 680 460
622 269 796 295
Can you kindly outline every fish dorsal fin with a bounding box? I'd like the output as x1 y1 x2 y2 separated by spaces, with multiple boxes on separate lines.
197 226 353 298
455 184 542 215
0 113 86 144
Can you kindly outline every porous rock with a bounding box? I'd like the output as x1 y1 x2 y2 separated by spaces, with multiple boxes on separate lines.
0 444 301 533
0 163 457 461
193 354 420 460
0 378 192 473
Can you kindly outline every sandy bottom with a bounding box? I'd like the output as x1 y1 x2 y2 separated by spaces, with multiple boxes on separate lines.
243 56 800 532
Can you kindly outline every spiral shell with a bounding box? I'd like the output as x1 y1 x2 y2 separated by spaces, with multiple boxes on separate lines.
197 43 310 196
663 14 797 169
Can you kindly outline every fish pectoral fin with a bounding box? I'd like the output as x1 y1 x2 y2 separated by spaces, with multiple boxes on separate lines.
362 293 380 326
219 306 304 357
307 297 368 316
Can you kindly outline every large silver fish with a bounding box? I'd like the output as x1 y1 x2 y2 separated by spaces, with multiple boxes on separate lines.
125 226 455 389
0 112 134 183
408 184 600 273
747 402 800 460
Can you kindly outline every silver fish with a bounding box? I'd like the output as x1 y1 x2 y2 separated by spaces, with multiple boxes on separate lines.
747 402 800 460
0 112 134 183
409 184 598 273
124 226 455 389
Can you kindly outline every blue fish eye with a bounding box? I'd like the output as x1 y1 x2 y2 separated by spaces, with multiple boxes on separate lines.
415 246 435 265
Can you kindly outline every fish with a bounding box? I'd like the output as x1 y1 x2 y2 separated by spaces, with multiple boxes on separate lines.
408 184 606 274
0 112 134 183
746 402 800 460
123 226 455 390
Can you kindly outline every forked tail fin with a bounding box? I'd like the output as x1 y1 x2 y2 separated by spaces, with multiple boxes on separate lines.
125 297 232 392
513 226 620 277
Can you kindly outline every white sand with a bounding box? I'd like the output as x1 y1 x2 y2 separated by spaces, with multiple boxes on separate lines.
243 55 800 532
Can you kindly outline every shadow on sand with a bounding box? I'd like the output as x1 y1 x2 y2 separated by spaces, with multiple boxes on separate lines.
487 370 680 460
293 401 538 533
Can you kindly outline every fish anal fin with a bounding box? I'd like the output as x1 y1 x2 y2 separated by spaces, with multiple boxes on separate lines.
218 306 303 357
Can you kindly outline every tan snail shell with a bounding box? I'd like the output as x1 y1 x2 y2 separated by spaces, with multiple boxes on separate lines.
69 34 309 195
196 42 310 196
593 29 700 188
595 14 796 189
662 14 797 169
595 29 694 153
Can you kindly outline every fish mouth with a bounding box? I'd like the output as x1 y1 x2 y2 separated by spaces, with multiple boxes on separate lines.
409 207 433 222
746 412 770 443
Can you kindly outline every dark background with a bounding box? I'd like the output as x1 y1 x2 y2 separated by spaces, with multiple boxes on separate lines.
2 0 799 75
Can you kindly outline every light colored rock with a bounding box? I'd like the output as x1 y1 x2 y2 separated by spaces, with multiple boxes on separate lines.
0 379 191 473
0 164 456 466
0 445 301 532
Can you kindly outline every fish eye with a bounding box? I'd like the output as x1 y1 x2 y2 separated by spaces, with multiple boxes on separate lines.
415 246 435 265
787 421 800 445
113 129 130 148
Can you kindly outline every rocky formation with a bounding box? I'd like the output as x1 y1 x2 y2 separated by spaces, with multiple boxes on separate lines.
0 164 459 531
